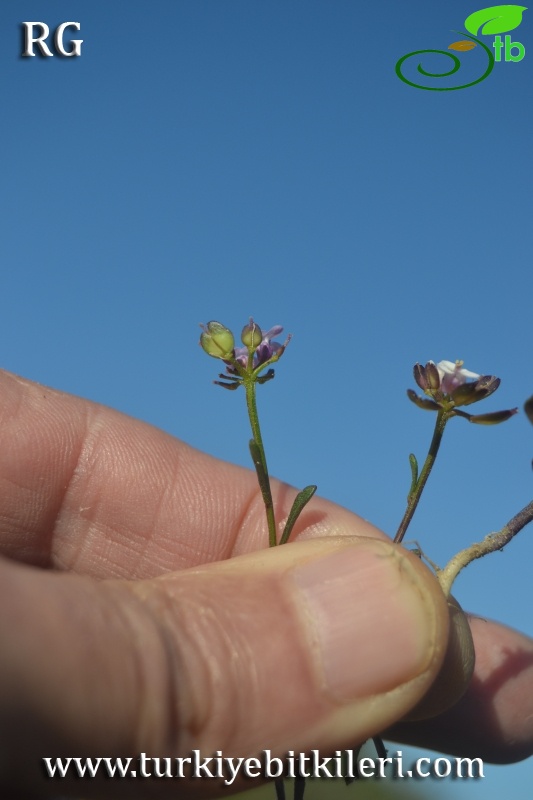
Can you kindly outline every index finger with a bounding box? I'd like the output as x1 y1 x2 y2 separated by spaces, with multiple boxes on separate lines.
0 370 381 578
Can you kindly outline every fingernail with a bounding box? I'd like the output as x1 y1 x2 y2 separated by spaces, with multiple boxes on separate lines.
291 541 437 701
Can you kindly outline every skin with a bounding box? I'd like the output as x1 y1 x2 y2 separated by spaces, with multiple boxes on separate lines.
1 369 533 799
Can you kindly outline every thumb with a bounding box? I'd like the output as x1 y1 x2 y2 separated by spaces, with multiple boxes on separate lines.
133 536 448 773
1 536 448 797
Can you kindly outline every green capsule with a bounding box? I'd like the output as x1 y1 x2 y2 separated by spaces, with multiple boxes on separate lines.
200 321 235 359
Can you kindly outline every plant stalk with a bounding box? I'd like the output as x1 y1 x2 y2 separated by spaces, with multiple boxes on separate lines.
394 411 449 543
245 378 277 547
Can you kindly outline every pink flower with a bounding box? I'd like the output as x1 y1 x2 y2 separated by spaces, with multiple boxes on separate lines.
435 360 480 394
409 360 517 424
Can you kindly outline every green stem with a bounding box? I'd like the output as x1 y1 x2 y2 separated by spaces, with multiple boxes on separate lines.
394 411 449 544
245 378 277 547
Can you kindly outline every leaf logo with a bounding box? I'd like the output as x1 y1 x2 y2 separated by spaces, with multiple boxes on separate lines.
464 4 527 36
396 4 526 90
448 40 478 51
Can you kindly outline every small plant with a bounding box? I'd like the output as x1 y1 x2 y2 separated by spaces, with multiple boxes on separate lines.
200 321 533 799
200 319 316 549
398 359 521 597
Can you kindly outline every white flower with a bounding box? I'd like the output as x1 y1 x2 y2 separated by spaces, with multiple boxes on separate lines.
435 360 480 395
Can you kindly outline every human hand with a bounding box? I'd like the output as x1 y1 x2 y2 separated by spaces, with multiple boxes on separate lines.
1 370 533 798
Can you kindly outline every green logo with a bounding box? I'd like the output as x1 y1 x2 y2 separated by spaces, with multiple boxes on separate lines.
396 4 527 90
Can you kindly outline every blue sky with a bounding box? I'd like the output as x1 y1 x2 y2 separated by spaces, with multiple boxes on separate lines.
2 2 533 797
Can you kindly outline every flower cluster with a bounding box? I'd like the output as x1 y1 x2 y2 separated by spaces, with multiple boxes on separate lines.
200 319 290 389
408 359 517 424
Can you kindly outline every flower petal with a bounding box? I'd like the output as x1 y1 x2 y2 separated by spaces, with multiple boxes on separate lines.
436 360 480 394
261 325 284 340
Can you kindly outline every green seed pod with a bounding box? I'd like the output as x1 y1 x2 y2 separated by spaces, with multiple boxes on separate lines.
200 321 235 359
241 320 262 349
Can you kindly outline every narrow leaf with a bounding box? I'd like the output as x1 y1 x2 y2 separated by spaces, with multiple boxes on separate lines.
464 5 527 36
279 485 317 545
248 440 271 506
408 453 419 499
449 40 477 51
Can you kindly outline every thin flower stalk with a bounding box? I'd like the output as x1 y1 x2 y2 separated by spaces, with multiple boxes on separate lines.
394 410 449 544
244 375 277 547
